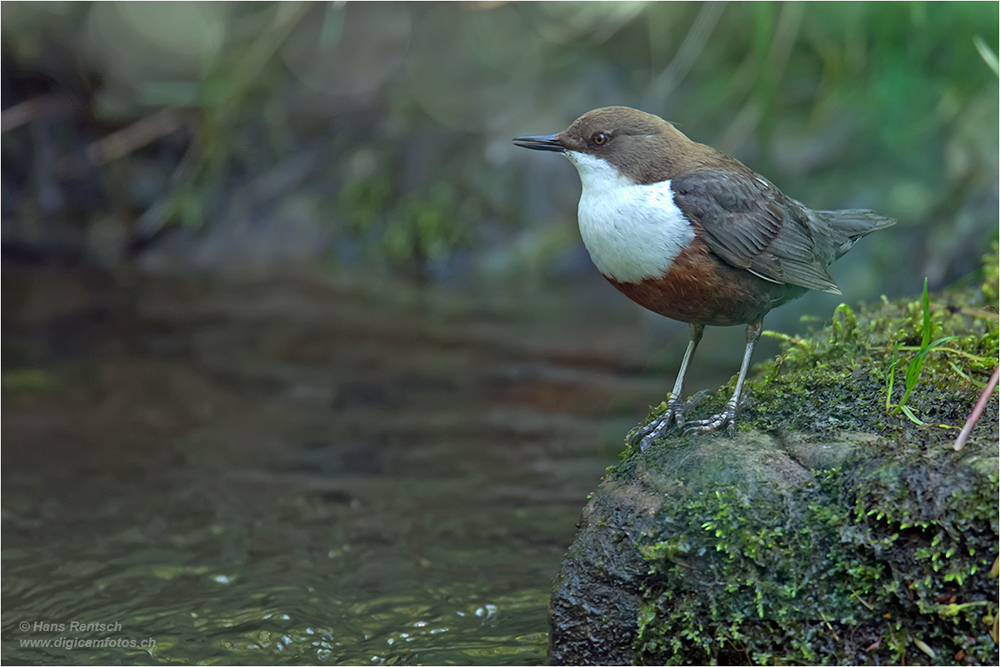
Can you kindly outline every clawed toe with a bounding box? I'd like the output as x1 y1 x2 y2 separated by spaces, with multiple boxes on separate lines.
683 393 749 436
629 389 721 450
683 412 736 436
629 397 685 451
634 418 673 452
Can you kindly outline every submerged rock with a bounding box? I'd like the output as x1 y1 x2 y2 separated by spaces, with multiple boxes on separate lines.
548 268 999 665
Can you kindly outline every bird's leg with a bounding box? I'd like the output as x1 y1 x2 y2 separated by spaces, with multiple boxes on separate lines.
630 323 704 451
686 318 763 435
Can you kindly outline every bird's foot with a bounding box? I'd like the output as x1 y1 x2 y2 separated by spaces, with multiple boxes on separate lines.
684 394 752 436
629 390 710 451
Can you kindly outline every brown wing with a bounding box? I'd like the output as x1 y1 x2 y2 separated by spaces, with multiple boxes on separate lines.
670 169 841 294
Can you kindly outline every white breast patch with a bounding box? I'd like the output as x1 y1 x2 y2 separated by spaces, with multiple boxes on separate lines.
565 152 695 284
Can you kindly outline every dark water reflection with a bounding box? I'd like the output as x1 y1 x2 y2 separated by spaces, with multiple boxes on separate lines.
2 267 734 665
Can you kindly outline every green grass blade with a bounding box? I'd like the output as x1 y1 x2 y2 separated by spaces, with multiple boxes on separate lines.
900 404 926 426
974 36 1000 76
900 336 960 406
885 343 901 412
920 277 931 348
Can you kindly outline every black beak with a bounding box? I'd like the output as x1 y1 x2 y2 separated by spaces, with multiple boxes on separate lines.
512 133 564 152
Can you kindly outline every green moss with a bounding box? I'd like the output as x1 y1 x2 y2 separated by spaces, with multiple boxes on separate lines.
633 448 998 665
629 252 999 665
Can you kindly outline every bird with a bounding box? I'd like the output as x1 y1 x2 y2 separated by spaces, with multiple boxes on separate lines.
513 106 894 450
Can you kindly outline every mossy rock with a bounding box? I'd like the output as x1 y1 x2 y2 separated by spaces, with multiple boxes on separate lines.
548 268 998 665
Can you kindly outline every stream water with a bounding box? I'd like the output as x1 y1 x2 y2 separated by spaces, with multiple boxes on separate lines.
2 266 747 665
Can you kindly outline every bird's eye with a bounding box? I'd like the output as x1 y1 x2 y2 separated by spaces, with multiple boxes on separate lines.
592 132 608 146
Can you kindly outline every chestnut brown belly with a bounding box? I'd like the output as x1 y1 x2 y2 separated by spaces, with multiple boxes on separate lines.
605 240 807 327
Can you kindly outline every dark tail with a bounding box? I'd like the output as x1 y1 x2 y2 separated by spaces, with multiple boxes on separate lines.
818 209 896 259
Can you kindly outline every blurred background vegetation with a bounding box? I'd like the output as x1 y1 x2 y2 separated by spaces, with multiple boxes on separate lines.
2 1 997 300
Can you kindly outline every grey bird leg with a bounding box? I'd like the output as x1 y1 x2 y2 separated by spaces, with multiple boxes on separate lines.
630 323 705 451
686 318 763 435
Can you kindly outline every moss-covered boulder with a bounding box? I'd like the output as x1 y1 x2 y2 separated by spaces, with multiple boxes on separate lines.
548 257 999 665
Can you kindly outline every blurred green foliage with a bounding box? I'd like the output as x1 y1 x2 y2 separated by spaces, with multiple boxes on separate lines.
983 241 999 305
340 177 465 268
1 1 996 289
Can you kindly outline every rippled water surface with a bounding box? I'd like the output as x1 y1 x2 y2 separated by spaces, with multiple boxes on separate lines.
2 267 742 665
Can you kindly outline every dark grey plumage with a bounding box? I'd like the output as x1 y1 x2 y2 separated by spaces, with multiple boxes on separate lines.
671 169 894 294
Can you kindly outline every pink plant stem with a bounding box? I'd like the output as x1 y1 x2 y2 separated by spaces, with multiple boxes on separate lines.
954 365 1000 451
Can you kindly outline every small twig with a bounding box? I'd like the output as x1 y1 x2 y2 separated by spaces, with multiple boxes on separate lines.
644 2 725 106
852 590 874 611
954 365 999 451
895 344 989 363
819 611 839 642
85 108 184 165
0 95 78 133
0 99 45 133
51 108 186 179
928 302 1000 320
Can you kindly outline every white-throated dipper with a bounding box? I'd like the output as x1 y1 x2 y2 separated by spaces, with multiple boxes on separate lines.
513 106 894 449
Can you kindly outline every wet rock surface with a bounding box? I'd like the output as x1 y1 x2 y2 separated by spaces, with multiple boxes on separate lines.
547 431 857 664
548 428 998 665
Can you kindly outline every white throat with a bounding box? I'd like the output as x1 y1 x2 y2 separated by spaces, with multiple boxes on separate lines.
564 151 694 283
